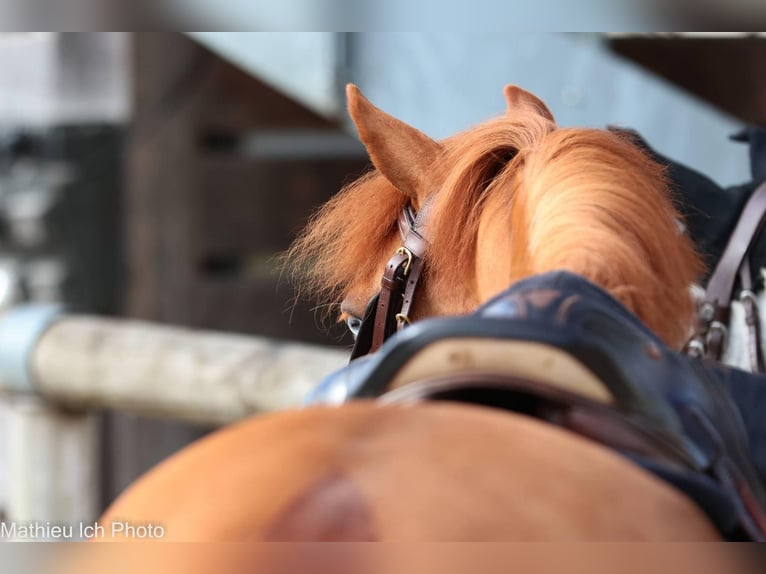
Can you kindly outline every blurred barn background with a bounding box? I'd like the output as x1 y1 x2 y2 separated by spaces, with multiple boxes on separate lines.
0 31 763 533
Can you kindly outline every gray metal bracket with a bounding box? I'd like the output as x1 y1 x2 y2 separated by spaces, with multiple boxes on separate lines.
0 304 64 394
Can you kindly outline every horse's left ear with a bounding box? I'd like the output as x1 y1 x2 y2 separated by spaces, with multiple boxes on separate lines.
346 84 442 206
504 85 555 122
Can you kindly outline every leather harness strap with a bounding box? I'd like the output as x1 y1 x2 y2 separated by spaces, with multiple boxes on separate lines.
371 249 411 351
369 201 432 354
705 182 766 316
739 259 766 372
398 207 429 325
688 181 766 367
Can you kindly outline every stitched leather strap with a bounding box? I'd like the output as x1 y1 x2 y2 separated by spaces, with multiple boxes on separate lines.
369 200 433 354
690 181 766 362
705 181 766 316
397 208 428 258
739 258 766 372
372 250 411 351
399 258 424 331
398 207 429 258
397 205 430 332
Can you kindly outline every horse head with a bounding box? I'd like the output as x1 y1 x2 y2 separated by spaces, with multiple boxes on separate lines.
289 84 703 348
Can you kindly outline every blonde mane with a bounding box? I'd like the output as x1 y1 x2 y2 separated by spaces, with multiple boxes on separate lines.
287 108 703 347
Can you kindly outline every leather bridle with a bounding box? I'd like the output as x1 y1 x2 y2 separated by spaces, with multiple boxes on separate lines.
349 200 432 360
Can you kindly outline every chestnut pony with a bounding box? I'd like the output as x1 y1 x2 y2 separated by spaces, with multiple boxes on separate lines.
81 86 725 556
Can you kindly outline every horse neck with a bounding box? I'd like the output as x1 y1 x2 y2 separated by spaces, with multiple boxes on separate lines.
479 169 697 348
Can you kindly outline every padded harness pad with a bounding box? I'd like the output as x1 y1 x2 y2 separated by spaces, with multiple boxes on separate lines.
308 271 766 540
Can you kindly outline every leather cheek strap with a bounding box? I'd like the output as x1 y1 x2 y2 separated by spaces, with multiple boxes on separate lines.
369 204 432 355
399 257 425 330
372 250 411 352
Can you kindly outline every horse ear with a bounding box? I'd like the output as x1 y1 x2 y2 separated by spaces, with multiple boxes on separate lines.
503 85 555 122
346 84 442 205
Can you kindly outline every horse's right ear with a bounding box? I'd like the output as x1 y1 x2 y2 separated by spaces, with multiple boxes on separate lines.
346 84 442 208
504 85 555 123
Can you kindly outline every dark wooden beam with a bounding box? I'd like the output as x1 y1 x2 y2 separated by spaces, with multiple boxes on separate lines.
610 37 766 127
126 33 354 328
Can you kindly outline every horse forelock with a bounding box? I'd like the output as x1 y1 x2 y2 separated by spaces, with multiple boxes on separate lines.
285 169 407 321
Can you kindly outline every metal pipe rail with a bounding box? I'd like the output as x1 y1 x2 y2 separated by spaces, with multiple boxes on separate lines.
0 305 349 535
0 305 348 426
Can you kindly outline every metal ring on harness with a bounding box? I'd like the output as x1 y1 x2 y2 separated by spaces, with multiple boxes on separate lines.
395 246 414 277
685 338 705 358
705 320 728 351
395 313 411 327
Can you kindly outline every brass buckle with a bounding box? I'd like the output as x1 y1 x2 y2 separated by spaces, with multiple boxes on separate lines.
395 313 411 328
395 246 414 276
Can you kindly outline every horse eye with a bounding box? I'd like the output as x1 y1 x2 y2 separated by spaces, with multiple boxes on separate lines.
345 316 363 338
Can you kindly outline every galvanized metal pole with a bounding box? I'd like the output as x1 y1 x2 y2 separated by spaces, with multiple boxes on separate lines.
0 304 348 537
0 397 9 518
5 396 98 540
0 305 348 427
0 305 100 540
29 315 349 426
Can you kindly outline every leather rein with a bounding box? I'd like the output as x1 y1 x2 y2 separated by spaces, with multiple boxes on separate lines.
349 200 432 360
